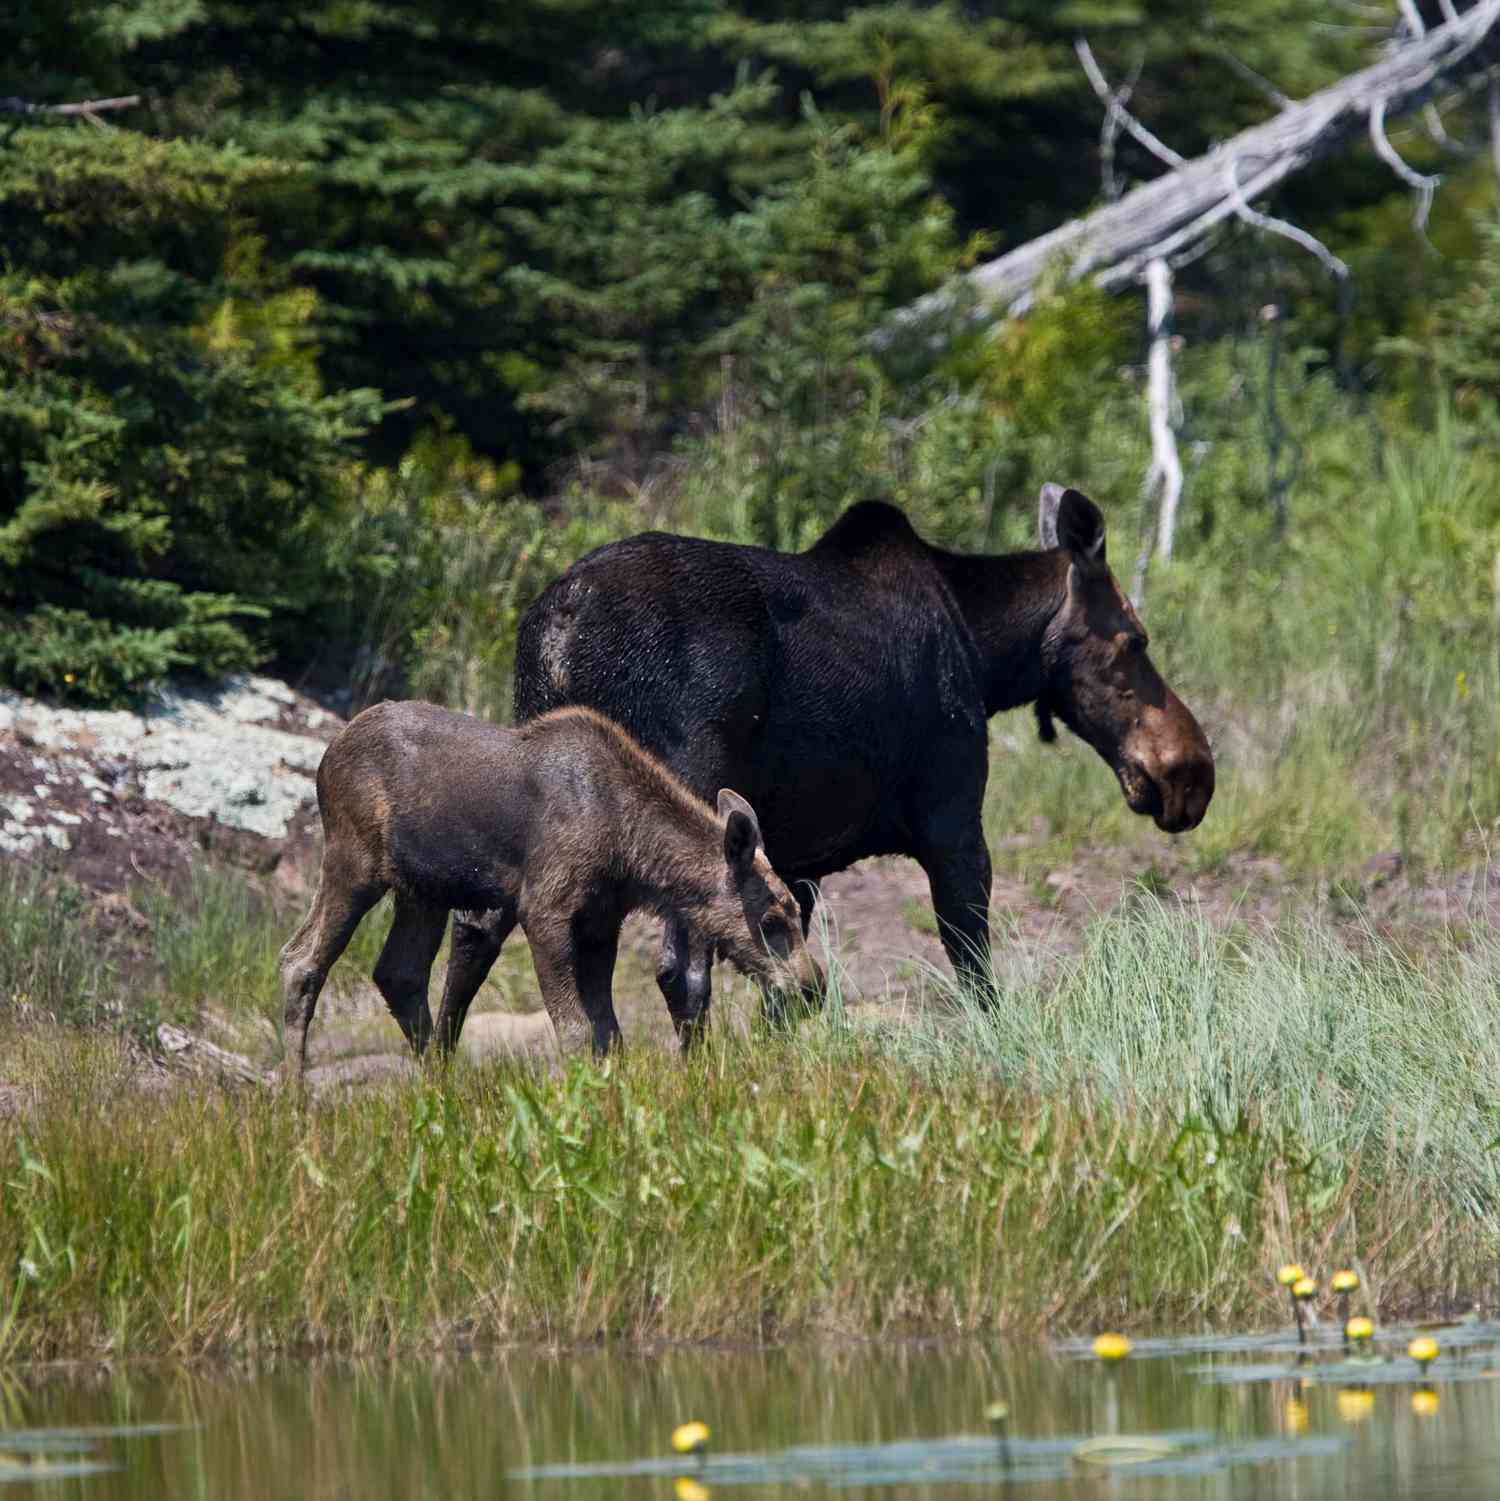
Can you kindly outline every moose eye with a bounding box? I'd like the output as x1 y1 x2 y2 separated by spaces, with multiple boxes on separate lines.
761 919 793 958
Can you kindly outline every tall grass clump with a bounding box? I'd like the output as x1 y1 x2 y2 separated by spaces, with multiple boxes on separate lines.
910 898 1500 1219
1 904 1495 1362
139 870 398 1029
0 867 107 1026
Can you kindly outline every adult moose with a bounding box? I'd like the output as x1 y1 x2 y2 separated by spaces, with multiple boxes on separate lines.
441 484 1213 1043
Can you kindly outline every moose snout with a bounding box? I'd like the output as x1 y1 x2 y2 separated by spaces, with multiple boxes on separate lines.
1117 689 1215 834
1115 726 1215 833
768 946 826 1017
1126 744 1214 833
792 949 826 1004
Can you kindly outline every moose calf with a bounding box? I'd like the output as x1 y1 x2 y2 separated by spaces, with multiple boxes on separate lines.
278 701 822 1081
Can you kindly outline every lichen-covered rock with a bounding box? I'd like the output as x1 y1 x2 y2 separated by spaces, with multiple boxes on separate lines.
0 675 340 878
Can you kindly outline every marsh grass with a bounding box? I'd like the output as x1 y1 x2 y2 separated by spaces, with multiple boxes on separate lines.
1 904 1496 1363
0 866 106 1027
8 866 552 1048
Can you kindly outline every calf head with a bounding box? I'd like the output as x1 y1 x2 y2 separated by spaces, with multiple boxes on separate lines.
1035 483 1214 834
714 789 825 1004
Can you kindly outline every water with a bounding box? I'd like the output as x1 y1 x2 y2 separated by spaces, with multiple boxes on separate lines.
3 1332 1498 1498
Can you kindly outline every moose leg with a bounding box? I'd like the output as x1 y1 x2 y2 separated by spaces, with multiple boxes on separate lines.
371 894 448 1058
571 909 624 1058
656 917 714 1050
919 834 994 1001
433 906 517 1056
278 869 383 1086
522 913 594 1055
795 881 819 938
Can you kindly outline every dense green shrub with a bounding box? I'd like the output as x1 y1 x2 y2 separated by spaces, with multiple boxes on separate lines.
0 129 383 704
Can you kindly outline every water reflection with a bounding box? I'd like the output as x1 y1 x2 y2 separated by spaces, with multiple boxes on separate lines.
2 1337 1499 1497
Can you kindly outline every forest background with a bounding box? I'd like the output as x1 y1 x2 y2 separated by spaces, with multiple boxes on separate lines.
3 0 1499 879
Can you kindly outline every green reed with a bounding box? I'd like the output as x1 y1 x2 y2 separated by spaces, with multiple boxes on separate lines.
1 901 1495 1363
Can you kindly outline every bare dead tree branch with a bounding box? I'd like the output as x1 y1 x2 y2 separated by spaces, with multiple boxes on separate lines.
0 94 140 120
1490 72 1500 190
1098 56 1144 202
1396 0 1427 40
1223 157 1351 280
1080 41 1351 282
1369 94 1441 226
1076 41 1185 170
877 0 1500 351
1422 99 1468 151
1216 51 1293 109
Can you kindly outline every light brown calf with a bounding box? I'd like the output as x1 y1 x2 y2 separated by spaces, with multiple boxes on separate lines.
278 701 822 1080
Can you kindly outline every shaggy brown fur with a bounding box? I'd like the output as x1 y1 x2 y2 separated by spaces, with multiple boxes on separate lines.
277 702 821 1080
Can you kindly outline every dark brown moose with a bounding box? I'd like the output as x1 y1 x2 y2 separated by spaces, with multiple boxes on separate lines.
447 484 1213 1041
277 701 822 1080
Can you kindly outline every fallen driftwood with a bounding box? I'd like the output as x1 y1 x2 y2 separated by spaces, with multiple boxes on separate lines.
155 1023 271 1087
877 0 1500 349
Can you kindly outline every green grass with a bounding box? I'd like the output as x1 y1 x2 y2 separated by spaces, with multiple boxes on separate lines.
0 866 106 1028
1 903 1496 1363
2 397 1498 1363
0 866 552 1052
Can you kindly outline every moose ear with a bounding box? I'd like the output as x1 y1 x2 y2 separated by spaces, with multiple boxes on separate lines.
718 788 763 875
1038 483 1106 563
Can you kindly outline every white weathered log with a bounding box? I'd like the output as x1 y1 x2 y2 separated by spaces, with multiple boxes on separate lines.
1080 41 1353 283
876 0 1500 349
1131 258 1183 606
1145 259 1183 565
0 94 140 117
156 1023 272 1087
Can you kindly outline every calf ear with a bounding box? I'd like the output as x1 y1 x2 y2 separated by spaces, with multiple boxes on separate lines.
1038 483 1106 562
718 788 763 875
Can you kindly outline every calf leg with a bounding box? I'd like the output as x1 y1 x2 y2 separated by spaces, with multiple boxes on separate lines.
571 911 624 1058
433 906 517 1056
522 913 594 1055
656 916 714 1050
371 894 448 1057
278 865 383 1086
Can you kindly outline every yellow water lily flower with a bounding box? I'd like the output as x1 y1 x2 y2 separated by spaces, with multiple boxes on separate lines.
1283 1397 1308 1435
672 1422 711 1456
1092 1333 1131 1361
1345 1316 1374 1342
675 1479 711 1501
1331 1270 1359 1294
984 1400 1010 1423
1336 1388 1375 1423
1408 1336 1439 1368
1292 1276 1317 1300
1276 1263 1305 1287
1411 1388 1440 1417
